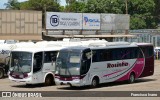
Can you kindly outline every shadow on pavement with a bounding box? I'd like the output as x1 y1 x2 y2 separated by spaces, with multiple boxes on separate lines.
10 78 156 89
57 78 157 90
11 83 55 88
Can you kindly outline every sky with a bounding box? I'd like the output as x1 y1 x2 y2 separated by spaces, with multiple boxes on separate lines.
0 0 66 9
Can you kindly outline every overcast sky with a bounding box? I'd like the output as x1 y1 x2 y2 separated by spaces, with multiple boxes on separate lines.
0 0 66 9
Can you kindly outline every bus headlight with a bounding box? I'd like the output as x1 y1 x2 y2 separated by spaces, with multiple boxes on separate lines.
55 71 59 74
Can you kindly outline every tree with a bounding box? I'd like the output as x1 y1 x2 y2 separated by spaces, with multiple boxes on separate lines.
5 0 20 10
66 0 76 5
154 0 160 28
128 0 156 29
26 0 60 12
84 0 123 13
65 1 86 12
84 0 157 29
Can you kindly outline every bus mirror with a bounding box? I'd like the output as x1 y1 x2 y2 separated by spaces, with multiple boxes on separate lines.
5 56 10 65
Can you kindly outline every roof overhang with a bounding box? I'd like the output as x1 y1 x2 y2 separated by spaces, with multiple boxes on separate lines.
0 35 42 40
47 34 136 38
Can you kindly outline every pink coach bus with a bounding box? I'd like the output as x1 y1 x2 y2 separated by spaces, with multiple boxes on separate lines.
55 42 154 88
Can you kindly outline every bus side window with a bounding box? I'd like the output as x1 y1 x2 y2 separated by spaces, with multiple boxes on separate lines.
98 49 112 61
112 49 117 60
148 46 154 57
131 48 137 59
44 51 58 63
92 50 98 62
33 52 43 73
140 46 153 58
138 48 143 58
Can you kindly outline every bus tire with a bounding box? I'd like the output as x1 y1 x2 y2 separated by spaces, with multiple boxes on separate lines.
91 77 99 88
44 75 54 86
0 68 4 79
128 73 135 84
26 84 32 87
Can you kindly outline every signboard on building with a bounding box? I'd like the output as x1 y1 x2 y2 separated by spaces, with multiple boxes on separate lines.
46 12 82 30
82 13 100 30
101 14 129 30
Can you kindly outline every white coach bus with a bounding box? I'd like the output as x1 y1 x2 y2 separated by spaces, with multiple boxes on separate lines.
8 39 107 86
55 42 154 87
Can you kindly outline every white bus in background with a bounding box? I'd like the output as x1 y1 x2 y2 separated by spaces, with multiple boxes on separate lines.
8 39 107 86
0 42 34 79
0 40 18 44
55 42 154 88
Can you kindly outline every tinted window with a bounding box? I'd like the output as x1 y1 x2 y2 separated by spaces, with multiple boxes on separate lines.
92 47 143 62
99 49 112 61
140 46 153 58
92 50 98 62
44 51 58 63
33 52 43 73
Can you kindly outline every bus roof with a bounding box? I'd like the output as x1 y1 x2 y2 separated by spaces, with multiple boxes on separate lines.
12 46 64 53
60 42 153 51
136 43 153 46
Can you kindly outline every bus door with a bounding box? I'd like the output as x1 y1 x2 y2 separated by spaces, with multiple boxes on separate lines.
32 52 43 83
43 51 58 73
80 49 91 85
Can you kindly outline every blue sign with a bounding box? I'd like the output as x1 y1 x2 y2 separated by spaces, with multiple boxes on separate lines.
84 17 100 25
50 15 59 27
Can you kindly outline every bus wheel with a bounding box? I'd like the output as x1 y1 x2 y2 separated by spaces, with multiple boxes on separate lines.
128 73 135 84
91 77 99 88
45 75 53 86
26 84 32 87
0 69 4 79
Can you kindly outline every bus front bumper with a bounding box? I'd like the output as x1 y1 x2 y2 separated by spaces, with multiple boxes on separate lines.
9 76 32 84
55 78 81 87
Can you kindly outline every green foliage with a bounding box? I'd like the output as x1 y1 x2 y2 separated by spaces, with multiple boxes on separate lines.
65 1 86 12
128 0 156 29
26 0 60 12
84 0 123 13
153 0 160 28
66 0 76 5
19 1 30 10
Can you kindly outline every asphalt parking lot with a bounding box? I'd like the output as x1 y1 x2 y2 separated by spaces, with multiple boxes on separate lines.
0 60 160 100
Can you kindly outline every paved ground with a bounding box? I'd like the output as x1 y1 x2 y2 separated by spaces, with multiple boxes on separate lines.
0 60 160 100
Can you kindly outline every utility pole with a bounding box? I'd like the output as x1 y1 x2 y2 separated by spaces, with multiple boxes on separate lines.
125 0 128 14
44 5 48 35
125 0 129 41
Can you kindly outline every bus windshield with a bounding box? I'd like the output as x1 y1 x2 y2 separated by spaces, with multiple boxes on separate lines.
10 52 32 73
56 51 81 76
